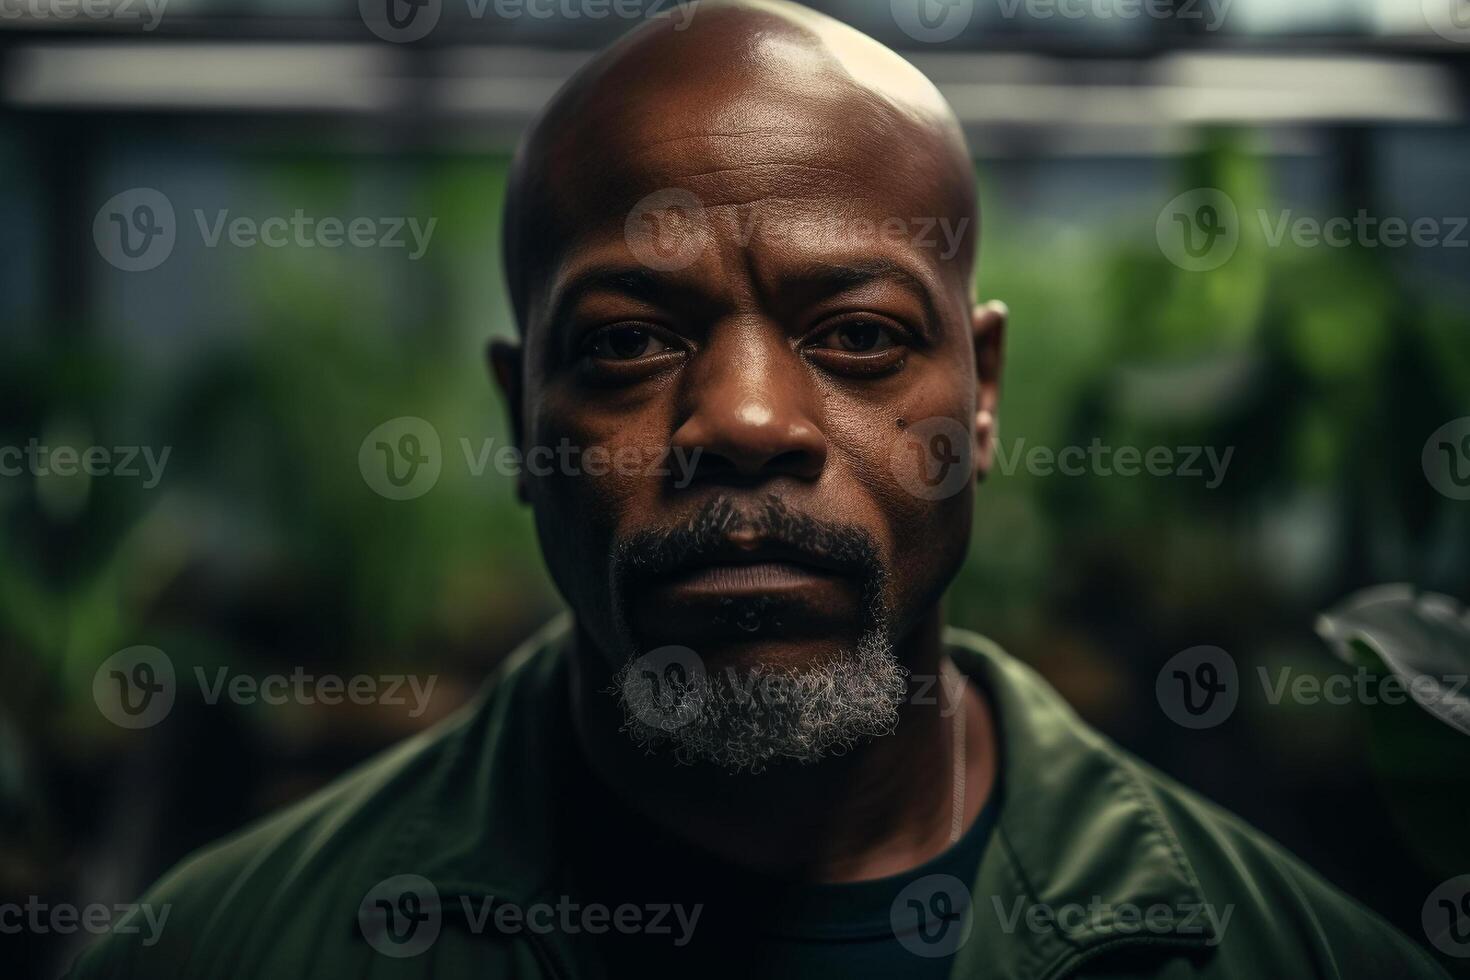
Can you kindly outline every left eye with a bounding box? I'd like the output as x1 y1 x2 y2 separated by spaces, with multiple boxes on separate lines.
815 319 900 354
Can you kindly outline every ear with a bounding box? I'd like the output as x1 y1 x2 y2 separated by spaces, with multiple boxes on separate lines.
971 300 1006 481
488 338 529 504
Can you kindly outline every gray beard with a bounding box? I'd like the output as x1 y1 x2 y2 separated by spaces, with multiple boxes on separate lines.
611 627 908 773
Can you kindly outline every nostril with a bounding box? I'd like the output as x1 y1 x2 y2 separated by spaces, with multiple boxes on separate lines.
676 445 822 488
690 452 739 478
767 449 812 474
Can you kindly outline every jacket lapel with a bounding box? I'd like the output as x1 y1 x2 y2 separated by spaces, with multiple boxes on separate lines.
948 628 1219 979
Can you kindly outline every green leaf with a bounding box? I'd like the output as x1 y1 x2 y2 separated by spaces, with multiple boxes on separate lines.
1315 584 1470 737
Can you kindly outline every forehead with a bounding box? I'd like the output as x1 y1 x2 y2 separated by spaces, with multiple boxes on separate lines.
526 76 970 329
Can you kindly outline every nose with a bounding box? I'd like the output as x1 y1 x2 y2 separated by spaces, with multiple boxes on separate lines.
670 325 827 486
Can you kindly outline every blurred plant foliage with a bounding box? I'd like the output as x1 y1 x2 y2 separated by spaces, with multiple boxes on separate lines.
1 133 1467 865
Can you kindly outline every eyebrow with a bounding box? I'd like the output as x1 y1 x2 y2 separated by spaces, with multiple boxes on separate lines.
773 258 946 338
543 257 948 341
544 265 684 336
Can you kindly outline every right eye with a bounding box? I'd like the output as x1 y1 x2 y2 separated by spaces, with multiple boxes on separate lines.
581 325 674 361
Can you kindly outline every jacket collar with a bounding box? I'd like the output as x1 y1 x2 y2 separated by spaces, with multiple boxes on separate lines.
383 618 1219 978
946 627 1219 978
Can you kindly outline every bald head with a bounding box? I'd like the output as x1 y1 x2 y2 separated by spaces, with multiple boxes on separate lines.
503 0 977 333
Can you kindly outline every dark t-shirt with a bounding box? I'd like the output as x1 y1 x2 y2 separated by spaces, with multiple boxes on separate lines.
565 759 998 980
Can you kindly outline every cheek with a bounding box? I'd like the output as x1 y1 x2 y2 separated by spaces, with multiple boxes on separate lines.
831 369 976 611
526 389 668 552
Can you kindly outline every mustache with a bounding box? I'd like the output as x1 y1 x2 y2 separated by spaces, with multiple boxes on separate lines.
611 494 885 588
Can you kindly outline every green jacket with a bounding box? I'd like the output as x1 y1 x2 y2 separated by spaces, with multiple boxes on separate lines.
69 620 1448 979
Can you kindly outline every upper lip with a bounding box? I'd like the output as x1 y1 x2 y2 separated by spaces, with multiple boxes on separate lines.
658 539 854 580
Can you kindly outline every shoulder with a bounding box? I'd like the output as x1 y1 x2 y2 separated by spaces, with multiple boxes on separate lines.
65 627 564 979
65 716 461 978
947 628 1448 979
1126 758 1448 978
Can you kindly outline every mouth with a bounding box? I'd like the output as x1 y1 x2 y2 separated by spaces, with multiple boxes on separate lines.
649 541 856 600
613 496 881 650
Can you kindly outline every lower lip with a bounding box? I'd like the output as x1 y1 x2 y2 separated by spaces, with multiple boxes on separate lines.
655 561 845 599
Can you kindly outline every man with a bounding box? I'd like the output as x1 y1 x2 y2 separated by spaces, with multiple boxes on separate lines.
71 2 1448 977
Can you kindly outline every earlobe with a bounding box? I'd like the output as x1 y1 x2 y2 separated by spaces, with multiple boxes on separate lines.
488 338 530 503
970 300 1007 481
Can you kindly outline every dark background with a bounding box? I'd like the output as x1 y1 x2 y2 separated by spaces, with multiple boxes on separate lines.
2 0 1469 975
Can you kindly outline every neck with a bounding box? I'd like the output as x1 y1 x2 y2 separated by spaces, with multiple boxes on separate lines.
569 609 997 883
